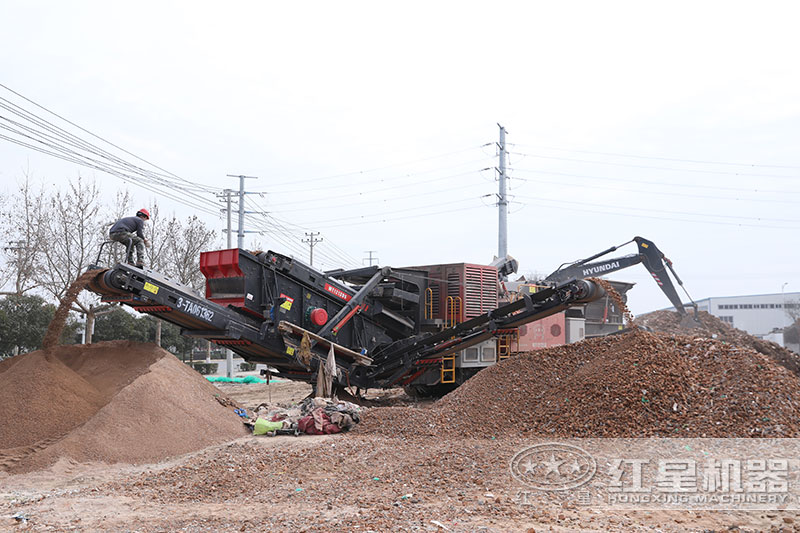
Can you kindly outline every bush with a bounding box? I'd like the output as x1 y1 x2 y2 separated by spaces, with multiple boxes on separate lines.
190 362 217 375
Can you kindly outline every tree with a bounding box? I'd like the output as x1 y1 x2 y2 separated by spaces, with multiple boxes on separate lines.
35 175 114 343
92 307 149 343
161 214 218 360
785 298 800 326
99 189 135 267
164 215 219 290
0 294 78 357
142 201 177 347
0 174 47 295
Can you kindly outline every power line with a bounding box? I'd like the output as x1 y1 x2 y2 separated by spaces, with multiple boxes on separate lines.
363 251 379 266
302 232 323 266
513 195 800 229
270 168 492 207
248 144 492 190
0 84 218 192
298 195 491 226
302 201 491 230
509 167 800 196
265 177 490 214
265 160 494 196
509 142 800 170
243 197 358 267
507 150 800 180
511 173 800 205
0 103 226 216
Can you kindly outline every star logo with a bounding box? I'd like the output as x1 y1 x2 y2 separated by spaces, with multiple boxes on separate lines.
522 459 536 473
542 454 566 477
510 443 597 491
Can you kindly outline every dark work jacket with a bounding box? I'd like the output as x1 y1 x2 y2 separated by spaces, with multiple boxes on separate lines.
109 216 145 239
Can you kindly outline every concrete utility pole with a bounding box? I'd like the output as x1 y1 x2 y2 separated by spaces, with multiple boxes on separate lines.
2 240 27 295
302 232 323 266
223 175 258 379
226 174 258 249
497 124 508 261
363 251 379 266
218 189 234 248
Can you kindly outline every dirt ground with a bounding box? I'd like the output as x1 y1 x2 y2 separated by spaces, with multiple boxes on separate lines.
2 381 800 532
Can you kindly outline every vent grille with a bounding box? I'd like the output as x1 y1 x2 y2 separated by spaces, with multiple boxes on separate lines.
464 266 497 318
446 273 460 298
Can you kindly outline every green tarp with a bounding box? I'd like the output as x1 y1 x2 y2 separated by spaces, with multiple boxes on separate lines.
205 376 283 384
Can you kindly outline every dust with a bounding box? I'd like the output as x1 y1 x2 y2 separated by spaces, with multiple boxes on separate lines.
41 269 102 349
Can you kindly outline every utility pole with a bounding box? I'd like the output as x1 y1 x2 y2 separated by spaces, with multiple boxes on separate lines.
2 241 27 295
226 174 258 249
217 189 234 248
363 250 379 266
497 123 508 261
302 232 323 265
223 175 258 379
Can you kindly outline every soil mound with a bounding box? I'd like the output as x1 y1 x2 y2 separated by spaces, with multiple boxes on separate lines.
0 341 249 473
359 330 800 438
638 310 800 376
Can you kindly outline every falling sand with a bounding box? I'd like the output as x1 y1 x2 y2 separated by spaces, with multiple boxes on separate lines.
42 269 103 349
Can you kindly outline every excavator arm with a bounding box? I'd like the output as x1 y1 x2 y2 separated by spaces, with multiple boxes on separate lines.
544 236 697 316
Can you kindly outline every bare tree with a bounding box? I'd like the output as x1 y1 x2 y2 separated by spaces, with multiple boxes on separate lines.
142 201 178 346
164 215 219 290
0 173 47 295
786 298 800 327
36 175 113 342
101 189 135 267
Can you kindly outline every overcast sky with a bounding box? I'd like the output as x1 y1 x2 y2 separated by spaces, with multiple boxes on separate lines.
1 1 798 315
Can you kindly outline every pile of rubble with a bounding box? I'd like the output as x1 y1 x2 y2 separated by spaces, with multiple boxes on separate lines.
0 341 248 473
359 329 800 439
638 310 800 375
249 397 362 435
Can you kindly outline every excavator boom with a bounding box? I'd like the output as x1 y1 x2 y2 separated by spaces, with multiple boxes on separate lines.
544 236 696 316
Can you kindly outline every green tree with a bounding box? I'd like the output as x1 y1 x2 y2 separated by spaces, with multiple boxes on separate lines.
92 307 149 343
141 316 199 359
0 294 78 357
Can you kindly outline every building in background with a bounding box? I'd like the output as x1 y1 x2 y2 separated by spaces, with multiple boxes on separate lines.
694 291 800 351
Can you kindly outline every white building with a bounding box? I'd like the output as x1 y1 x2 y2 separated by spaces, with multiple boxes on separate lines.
695 291 800 343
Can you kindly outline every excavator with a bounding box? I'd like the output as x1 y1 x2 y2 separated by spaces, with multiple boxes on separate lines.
542 236 700 326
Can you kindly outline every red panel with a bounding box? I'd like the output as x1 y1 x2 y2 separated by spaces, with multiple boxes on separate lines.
200 249 243 279
516 313 566 351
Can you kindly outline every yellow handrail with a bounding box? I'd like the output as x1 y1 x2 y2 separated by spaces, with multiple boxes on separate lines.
424 287 433 319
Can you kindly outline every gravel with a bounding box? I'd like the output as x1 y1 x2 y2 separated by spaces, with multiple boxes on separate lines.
638 309 800 376
358 329 800 439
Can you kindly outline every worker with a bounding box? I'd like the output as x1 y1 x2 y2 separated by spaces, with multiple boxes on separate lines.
109 209 150 268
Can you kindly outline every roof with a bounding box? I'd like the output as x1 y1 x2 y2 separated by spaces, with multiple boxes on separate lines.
694 291 800 302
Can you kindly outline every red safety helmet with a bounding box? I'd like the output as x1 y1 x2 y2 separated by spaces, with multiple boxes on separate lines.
136 208 150 219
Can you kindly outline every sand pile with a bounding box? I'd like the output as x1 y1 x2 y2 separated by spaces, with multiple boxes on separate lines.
0 341 249 473
359 329 800 439
638 309 800 376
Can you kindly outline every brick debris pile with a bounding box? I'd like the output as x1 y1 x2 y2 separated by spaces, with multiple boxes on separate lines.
0 341 248 473
359 329 800 439
637 309 800 376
